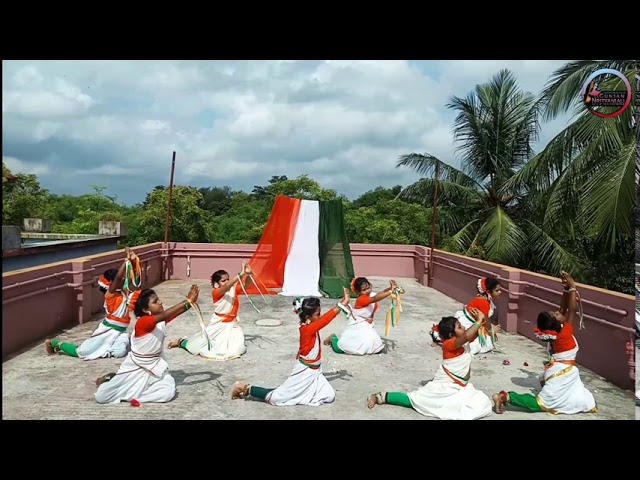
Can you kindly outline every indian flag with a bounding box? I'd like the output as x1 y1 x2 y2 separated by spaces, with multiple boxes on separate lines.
243 195 355 298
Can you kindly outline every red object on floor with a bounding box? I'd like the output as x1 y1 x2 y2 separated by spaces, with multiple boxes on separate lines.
523 362 529 366
130 399 140 407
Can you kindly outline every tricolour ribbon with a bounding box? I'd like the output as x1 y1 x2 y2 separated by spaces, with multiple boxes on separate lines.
122 258 141 292
384 287 405 336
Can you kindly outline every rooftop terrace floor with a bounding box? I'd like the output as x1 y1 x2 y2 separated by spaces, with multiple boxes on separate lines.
2 277 635 420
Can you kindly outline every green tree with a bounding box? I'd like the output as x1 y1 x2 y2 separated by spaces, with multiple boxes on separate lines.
351 186 403 209
137 185 213 243
51 185 124 235
207 192 272 243
504 60 637 255
252 174 339 201
198 186 240 216
2 163 50 227
396 69 581 275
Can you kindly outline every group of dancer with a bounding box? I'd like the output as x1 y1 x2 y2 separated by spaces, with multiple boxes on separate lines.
45 247 598 419
367 272 597 418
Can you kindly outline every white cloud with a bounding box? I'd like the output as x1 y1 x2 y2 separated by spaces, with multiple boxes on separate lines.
140 119 171 135
3 156 51 176
1 60 579 204
13 65 43 87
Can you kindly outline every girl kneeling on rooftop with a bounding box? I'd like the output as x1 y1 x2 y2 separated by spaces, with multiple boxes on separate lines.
492 272 597 416
323 276 397 355
230 287 350 406
366 307 493 420
167 261 251 361
94 284 200 405
45 248 140 360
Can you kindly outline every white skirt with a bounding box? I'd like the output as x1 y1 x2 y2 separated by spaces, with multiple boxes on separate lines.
265 361 335 406
337 320 384 355
185 320 247 361
95 355 176 404
77 323 130 360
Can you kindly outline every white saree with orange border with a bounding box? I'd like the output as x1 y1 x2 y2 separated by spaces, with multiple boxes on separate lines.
265 332 335 406
407 343 492 420
77 290 132 360
184 285 247 361
536 344 597 414
95 321 176 404
336 292 384 355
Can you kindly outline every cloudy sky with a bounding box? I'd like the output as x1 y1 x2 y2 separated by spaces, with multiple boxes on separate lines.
2 60 575 206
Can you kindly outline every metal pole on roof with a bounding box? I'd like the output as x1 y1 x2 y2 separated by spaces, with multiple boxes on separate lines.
164 151 176 244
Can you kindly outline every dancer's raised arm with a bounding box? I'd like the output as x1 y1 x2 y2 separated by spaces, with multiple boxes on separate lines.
107 248 132 294
559 271 578 325
132 285 200 326
453 307 484 349
212 262 251 296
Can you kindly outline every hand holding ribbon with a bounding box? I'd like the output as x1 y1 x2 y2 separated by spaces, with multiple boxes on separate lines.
384 286 405 336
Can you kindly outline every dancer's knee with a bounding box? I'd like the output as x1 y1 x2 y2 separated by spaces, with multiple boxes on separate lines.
109 344 129 358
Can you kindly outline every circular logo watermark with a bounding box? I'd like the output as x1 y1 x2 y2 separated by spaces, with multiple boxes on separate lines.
580 68 632 118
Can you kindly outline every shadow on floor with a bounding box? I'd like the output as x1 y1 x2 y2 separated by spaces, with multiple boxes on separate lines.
245 334 279 349
379 337 399 354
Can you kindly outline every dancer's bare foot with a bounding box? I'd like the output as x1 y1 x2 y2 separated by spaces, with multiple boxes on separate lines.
45 339 55 355
323 334 335 346
231 381 249 400
367 392 383 409
167 338 181 349
492 393 505 414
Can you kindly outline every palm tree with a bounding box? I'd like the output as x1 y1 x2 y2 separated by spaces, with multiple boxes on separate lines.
396 69 581 274
503 60 637 254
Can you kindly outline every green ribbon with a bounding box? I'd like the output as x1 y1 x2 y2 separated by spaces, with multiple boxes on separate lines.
123 260 141 292
389 287 405 328
463 309 487 346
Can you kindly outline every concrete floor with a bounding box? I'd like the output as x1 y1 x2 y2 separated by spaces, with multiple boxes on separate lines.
2 277 635 420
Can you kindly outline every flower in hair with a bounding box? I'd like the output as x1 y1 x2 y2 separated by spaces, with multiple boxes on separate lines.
476 278 487 294
98 276 111 290
534 328 557 341
430 324 442 344
293 297 303 314
350 277 358 294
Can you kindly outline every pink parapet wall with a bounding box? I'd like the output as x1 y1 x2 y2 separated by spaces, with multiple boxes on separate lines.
2 243 165 359
165 242 421 284
1 241 634 390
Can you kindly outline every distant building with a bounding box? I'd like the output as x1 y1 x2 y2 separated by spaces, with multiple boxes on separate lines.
2 221 126 273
